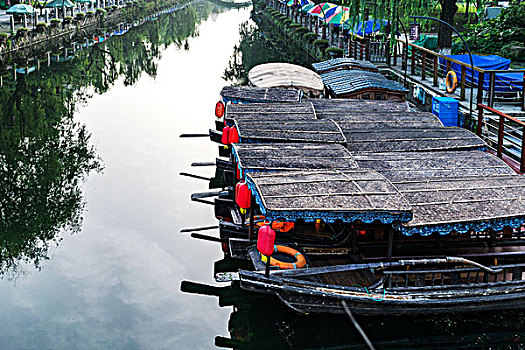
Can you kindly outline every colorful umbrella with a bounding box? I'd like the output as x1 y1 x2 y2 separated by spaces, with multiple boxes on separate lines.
300 3 315 12
6 4 35 14
307 2 336 17
286 0 311 7
45 0 75 7
320 5 346 20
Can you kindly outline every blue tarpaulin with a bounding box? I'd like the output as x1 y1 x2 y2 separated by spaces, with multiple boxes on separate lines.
439 54 523 92
349 19 388 36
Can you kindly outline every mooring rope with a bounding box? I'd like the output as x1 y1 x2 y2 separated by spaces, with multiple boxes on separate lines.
341 300 376 350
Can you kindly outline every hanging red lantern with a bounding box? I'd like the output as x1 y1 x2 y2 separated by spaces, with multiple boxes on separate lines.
229 127 239 144
235 182 251 209
221 126 230 145
257 225 276 257
215 101 225 118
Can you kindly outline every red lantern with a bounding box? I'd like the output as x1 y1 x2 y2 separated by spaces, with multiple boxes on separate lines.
229 127 239 144
221 126 230 145
257 225 276 257
215 101 225 118
235 182 251 209
236 167 242 180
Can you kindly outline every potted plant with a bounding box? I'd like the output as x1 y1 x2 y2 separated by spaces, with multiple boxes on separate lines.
313 38 329 49
76 12 85 20
96 8 107 17
50 18 62 28
36 22 48 33
16 27 29 38
63 16 73 24
0 33 9 45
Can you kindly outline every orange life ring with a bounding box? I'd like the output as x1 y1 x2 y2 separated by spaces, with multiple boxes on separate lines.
261 245 306 269
446 71 458 94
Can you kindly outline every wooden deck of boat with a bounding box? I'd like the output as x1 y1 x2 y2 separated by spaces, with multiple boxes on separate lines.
220 86 302 103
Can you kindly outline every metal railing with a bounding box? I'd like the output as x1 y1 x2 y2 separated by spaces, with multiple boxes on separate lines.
348 33 525 110
477 103 525 172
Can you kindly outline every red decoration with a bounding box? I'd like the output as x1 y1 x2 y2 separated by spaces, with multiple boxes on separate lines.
215 101 225 118
221 126 230 145
257 225 276 257
235 182 251 209
236 167 241 180
229 127 239 144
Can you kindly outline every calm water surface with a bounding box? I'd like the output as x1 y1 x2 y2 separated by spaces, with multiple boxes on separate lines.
0 3 251 348
0 2 524 349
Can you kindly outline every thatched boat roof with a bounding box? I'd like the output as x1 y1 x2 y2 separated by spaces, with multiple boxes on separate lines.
245 170 412 223
234 119 347 144
248 63 324 96
232 143 358 173
393 174 525 236
320 70 408 96
323 112 443 130
311 99 410 113
225 102 316 123
345 127 486 153
354 150 515 181
220 86 302 104
312 58 378 74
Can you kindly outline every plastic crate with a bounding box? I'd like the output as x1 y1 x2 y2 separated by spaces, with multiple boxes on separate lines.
432 96 459 127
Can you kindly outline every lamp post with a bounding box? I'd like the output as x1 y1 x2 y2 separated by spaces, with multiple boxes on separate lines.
409 15 475 122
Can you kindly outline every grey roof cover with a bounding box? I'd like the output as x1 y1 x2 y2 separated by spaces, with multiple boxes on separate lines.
320 70 408 96
235 119 347 144
220 86 302 103
312 58 378 73
232 143 358 173
345 127 486 153
245 170 412 223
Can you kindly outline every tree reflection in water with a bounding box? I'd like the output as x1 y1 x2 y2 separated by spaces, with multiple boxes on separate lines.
224 20 317 85
0 1 222 276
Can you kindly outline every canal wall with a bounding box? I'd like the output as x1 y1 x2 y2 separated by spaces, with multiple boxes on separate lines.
0 0 185 65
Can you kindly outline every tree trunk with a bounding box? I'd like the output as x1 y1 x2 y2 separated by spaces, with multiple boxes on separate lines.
465 0 470 19
438 0 458 50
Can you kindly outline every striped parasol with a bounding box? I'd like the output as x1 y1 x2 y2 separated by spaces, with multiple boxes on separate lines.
307 2 337 17
286 0 311 7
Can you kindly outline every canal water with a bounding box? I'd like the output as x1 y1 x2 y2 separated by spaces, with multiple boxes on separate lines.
0 1 523 349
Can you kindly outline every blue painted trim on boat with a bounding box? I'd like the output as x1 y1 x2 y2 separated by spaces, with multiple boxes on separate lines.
396 216 525 236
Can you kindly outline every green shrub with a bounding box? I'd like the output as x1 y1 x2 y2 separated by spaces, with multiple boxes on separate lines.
457 4 525 59
303 32 317 42
313 39 329 48
289 22 301 28
325 46 344 57
283 18 293 25
294 26 308 34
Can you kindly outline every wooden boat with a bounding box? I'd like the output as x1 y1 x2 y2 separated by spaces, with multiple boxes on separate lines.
214 169 525 315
